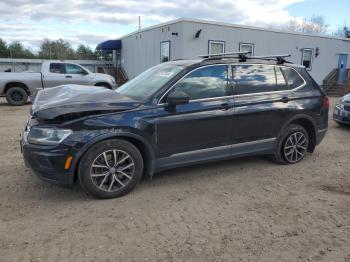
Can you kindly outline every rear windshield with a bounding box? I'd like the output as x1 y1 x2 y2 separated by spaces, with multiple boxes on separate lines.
116 63 185 100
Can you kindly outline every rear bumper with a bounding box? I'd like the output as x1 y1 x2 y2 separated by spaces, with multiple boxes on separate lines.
22 141 75 187
316 128 327 145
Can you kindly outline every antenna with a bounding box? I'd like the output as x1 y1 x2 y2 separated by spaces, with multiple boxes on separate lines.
138 16 141 30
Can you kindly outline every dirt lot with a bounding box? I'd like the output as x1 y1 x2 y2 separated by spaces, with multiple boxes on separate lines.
0 97 349 262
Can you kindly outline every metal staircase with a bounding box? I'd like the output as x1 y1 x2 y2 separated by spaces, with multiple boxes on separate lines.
323 68 350 96
97 66 129 86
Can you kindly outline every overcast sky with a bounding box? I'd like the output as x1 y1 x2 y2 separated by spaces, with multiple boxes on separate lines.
0 0 349 51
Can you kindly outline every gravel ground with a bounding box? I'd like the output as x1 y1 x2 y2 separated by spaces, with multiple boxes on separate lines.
0 97 349 262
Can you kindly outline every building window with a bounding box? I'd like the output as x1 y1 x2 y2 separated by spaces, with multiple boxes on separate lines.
301 48 313 70
239 43 254 56
208 40 225 55
160 41 170 63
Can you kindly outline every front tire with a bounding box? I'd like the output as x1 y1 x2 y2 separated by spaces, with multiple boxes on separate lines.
6 87 28 106
78 139 143 199
273 124 309 164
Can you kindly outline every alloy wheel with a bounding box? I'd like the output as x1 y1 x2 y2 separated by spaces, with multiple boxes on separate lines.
11 91 23 102
283 131 308 163
90 149 135 192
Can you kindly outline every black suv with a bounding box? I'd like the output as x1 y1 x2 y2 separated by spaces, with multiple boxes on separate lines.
21 54 329 198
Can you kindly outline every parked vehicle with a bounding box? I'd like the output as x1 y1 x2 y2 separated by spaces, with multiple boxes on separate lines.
333 93 350 126
0 61 117 106
21 53 329 199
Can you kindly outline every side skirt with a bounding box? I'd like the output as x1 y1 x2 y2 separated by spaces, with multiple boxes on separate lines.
155 138 276 172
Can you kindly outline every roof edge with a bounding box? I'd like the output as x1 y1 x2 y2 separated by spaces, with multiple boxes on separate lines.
119 17 350 42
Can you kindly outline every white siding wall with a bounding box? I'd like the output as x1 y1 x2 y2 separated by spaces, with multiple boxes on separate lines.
121 22 185 79
120 19 350 84
181 21 350 84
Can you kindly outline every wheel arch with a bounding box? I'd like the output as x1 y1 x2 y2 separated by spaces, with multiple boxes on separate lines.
279 114 317 152
5 82 30 95
72 132 156 182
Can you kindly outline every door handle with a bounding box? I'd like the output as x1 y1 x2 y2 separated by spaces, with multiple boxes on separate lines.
281 96 289 103
220 103 232 110
65 75 72 78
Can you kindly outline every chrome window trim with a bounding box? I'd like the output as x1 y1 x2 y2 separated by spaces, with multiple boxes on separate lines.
157 63 307 105
157 63 230 105
231 63 307 98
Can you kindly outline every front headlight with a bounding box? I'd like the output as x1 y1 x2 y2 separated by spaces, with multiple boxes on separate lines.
336 98 344 110
27 127 72 145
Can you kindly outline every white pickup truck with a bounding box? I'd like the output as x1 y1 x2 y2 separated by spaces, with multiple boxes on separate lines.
0 61 117 105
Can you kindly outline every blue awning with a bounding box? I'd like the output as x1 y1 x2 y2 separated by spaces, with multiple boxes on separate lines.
96 40 122 51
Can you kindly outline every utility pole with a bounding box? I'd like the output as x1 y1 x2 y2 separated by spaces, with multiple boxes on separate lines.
9 47 14 72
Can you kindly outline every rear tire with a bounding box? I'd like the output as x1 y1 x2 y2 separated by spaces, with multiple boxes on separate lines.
78 139 143 199
6 87 28 106
272 124 309 164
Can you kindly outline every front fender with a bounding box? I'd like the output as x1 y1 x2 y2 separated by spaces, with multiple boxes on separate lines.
69 130 156 179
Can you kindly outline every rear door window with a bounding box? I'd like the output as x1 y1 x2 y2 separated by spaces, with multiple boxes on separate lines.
49 63 65 74
232 65 277 95
275 67 288 90
281 67 305 89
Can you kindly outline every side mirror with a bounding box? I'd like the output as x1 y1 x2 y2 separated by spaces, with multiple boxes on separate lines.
81 70 89 75
166 91 190 106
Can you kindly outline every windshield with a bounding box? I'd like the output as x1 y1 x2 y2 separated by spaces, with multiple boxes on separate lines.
116 63 185 100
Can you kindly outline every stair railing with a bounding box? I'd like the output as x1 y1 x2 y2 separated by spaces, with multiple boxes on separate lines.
323 69 338 92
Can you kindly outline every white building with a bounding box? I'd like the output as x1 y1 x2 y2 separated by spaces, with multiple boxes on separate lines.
98 18 350 87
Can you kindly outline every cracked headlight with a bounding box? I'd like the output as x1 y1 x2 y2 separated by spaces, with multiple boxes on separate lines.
27 127 72 145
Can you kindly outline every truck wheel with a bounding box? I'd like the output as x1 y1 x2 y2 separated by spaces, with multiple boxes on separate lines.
78 139 144 199
6 87 28 106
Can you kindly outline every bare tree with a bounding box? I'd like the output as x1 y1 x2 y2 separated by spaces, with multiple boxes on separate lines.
285 15 329 35
333 25 350 38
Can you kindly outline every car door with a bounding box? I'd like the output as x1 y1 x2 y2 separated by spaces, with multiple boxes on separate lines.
64 63 90 85
154 64 234 167
42 63 67 87
231 64 296 151
43 63 89 87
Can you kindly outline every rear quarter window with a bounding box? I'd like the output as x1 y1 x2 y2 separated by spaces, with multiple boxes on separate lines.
281 67 305 89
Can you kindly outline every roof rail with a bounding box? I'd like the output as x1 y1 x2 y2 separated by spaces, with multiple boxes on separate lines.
198 51 251 59
198 52 292 64
250 54 291 64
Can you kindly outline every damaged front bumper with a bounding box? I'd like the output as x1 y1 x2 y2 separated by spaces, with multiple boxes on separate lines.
21 137 75 187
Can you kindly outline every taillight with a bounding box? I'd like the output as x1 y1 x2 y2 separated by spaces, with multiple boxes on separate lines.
323 96 329 109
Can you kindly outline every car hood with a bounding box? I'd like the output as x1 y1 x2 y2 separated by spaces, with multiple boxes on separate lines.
31 85 139 120
343 93 350 102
